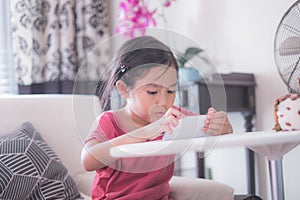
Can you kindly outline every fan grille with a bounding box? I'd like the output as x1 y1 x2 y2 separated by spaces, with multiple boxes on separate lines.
274 0 300 93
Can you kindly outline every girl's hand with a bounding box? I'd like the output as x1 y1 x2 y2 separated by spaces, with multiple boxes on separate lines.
145 107 185 140
203 107 233 136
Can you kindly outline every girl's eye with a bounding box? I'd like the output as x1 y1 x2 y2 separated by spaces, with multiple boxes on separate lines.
147 91 158 95
167 90 176 94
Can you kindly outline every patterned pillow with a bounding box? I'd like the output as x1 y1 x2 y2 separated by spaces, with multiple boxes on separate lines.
0 122 82 200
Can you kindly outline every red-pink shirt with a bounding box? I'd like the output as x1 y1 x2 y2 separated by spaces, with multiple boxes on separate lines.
86 107 197 200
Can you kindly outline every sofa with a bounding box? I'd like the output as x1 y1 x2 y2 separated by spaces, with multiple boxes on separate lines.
0 94 234 199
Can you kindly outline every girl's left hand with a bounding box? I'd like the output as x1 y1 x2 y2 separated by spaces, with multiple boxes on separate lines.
203 107 233 136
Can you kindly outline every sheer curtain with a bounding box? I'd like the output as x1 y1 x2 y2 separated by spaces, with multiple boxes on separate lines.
0 0 17 94
11 0 111 94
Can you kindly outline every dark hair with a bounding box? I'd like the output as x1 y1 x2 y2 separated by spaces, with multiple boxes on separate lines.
96 36 178 111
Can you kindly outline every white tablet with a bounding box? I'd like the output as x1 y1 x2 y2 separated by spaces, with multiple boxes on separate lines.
162 115 207 141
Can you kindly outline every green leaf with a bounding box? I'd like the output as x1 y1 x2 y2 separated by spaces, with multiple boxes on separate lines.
183 47 204 60
176 47 210 68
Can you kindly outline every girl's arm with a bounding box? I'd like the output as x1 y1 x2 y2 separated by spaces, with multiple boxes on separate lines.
81 131 146 171
81 107 185 171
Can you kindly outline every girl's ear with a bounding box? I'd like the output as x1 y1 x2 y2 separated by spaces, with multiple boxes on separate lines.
116 80 129 98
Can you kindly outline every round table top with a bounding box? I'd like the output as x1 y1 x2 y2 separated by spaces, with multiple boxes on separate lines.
110 130 300 160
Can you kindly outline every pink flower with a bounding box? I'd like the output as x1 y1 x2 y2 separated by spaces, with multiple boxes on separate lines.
164 0 172 7
116 0 175 38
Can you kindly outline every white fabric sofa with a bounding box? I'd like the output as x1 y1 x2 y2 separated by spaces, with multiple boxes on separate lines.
0 94 234 199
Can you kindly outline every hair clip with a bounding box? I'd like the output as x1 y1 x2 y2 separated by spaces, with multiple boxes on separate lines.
117 65 129 82
120 65 128 74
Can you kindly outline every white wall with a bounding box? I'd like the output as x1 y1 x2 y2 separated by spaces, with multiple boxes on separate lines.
111 0 300 199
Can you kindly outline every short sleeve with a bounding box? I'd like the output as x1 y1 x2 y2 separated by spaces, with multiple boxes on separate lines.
84 111 119 143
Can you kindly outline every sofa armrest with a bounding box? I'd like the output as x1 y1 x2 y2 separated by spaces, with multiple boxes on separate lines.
73 172 95 198
169 176 234 200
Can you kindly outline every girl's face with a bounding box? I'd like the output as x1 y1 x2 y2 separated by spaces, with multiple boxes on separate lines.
126 66 177 126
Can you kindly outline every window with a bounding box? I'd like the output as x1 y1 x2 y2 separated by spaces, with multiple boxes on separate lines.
0 0 17 94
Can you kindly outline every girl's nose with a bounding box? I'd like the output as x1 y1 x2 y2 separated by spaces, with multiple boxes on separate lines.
158 92 167 106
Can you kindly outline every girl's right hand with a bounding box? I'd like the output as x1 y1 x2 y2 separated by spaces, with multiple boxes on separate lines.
147 107 185 140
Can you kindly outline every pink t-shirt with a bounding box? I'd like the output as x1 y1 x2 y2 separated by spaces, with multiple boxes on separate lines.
86 111 175 200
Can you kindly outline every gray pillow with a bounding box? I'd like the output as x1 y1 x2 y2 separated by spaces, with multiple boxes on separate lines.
0 122 82 200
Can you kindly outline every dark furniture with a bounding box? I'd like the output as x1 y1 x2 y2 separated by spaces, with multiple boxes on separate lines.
178 72 256 195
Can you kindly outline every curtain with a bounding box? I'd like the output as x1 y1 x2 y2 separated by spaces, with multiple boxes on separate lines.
11 0 111 94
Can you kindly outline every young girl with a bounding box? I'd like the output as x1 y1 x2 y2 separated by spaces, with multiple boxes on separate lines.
81 36 233 200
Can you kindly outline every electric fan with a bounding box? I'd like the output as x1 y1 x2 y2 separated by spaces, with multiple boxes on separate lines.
274 0 300 93
273 0 300 132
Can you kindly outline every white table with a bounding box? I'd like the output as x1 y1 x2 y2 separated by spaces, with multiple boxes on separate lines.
110 130 300 200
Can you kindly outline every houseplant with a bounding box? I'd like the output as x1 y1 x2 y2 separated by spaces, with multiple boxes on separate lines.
176 47 210 82
116 0 175 38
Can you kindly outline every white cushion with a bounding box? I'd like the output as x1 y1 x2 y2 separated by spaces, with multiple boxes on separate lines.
73 172 95 197
79 192 92 200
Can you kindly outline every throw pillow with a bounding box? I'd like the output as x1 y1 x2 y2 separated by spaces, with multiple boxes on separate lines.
0 122 82 200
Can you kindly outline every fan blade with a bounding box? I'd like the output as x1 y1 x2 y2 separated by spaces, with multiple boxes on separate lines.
279 36 300 56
